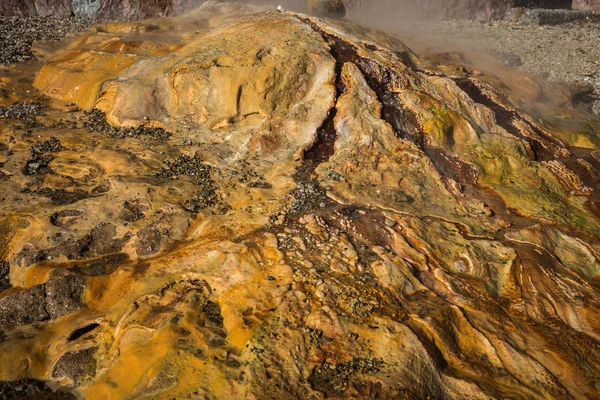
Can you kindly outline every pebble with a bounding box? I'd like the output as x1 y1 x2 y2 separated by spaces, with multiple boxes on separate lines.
384 218 397 227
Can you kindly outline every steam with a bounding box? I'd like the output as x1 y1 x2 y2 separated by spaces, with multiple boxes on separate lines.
207 0 583 116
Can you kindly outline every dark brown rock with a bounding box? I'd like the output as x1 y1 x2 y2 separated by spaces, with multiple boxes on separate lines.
35 222 132 264
0 379 76 400
0 261 10 293
0 0 32 17
135 211 189 257
0 271 87 330
0 284 49 330
52 347 97 384
120 200 148 222
44 272 87 320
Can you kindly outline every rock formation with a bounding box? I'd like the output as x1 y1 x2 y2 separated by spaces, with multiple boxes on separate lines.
1 2 600 399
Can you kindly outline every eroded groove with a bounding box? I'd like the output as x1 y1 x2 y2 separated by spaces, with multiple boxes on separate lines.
285 16 351 219
298 16 347 171
301 41 345 167
303 109 338 166
452 78 600 222
453 78 558 161
68 323 100 341
297 16 426 146
298 16 486 189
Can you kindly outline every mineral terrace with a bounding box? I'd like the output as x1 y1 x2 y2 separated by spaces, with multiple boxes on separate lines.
0 2 600 399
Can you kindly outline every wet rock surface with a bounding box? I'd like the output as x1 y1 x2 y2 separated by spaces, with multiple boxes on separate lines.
0 3 600 399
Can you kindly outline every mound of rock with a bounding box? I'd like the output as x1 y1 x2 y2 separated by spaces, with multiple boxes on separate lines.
1 3 600 399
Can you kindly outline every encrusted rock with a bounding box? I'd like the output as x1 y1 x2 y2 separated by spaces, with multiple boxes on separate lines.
0 4 599 400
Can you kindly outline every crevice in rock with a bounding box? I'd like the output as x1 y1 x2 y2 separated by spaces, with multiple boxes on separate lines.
405 323 449 373
68 323 100 341
298 16 424 146
301 101 339 168
297 17 483 192
453 77 560 161
453 78 600 205
277 16 349 219
298 17 347 172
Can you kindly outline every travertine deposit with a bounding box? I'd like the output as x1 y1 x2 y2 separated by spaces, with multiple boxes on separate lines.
1 2 600 399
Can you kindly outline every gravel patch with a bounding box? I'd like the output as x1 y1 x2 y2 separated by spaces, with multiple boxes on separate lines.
0 101 44 119
83 109 172 139
398 19 600 88
0 16 96 64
